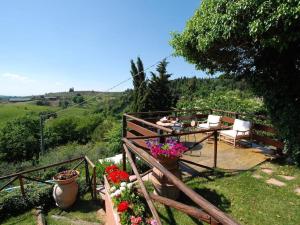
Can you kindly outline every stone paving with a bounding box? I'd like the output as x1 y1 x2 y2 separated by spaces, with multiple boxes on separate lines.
266 178 286 187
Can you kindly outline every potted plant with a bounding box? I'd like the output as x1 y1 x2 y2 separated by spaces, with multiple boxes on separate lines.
147 139 187 199
53 170 79 209
103 165 158 225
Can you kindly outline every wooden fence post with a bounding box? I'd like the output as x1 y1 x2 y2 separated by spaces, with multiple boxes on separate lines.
93 167 97 200
84 159 92 198
18 175 25 197
122 115 127 171
213 131 218 168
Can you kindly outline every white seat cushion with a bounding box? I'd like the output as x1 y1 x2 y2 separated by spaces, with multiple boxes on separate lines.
220 129 250 137
233 119 251 132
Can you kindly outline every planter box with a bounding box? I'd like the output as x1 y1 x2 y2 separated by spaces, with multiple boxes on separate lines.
104 176 121 225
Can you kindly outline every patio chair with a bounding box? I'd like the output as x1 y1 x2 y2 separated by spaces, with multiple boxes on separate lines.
197 115 222 129
219 119 252 147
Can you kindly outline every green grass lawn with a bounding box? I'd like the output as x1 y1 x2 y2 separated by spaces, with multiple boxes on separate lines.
2 161 299 225
1 211 36 225
45 193 103 224
0 102 56 127
154 160 300 225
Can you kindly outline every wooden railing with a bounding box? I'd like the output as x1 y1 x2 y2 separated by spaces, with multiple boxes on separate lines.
126 108 284 153
0 156 97 199
122 138 240 225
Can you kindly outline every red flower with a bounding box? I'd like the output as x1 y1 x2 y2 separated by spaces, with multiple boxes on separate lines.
117 201 129 213
105 165 119 174
108 170 129 184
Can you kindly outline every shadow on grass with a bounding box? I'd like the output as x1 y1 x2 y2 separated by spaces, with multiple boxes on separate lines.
59 197 101 215
158 205 204 225
179 187 231 213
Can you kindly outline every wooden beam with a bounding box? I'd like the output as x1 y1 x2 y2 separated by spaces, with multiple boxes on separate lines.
0 176 18 191
213 131 218 168
18 175 25 197
124 114 173 133
22 176 53 185
0 156 85 180
128 109 209 116
123 144 162 225
252 133 284 149
252 123 277 134
126 127 226 140
126 131 149 149
123 138 240 225
127 121 157 136
137 189 212 224
84 156 95 168
93 167 97 200
221 116 235 124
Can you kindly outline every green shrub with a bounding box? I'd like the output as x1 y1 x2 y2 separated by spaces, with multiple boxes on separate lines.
0 116 40 162
45 114 102 148
0 177 88 222
0 185 53 221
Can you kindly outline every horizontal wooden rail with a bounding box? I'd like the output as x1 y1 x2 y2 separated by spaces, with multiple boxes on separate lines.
128 108 210 115
0 156 85 180
127 121 157 136
84 156 95 168
0 156 97 199
0 176 18 191
126 127 226 140
22 175 53 185
123 138 240 225
137 189 213 224
125 114 173 133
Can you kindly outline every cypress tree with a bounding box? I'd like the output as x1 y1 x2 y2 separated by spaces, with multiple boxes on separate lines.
130 57 147 112
146 59 173 111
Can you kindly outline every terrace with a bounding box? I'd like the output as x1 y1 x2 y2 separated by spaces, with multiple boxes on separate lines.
1 109 294 225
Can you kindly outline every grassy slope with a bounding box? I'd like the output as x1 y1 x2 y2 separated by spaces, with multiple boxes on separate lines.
0 102 56 127
1 211 36 225
156 161 300 225
2 161 299 225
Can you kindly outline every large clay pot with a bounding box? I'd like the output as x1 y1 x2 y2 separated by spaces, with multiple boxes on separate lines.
53 170 79 209
150 156 181 200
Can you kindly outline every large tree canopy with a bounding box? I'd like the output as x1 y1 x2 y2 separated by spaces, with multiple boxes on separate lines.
171 0 300 163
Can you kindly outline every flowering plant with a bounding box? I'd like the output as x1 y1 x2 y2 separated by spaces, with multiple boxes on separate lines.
147 138 187 158
105 164 119 174
108 170 129 184
104 165 157 225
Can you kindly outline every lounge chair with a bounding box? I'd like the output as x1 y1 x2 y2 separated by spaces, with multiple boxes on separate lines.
197 115 222 129
219 119 252 147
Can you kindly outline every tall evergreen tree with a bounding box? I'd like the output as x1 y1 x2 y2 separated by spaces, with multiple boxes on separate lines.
130 57 147 112
146 59 173 111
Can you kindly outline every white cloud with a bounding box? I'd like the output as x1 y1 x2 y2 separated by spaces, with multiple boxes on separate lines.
1 73 35 83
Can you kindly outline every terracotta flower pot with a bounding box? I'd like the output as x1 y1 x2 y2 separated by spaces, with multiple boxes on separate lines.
150 156 182 200
53 170 79 209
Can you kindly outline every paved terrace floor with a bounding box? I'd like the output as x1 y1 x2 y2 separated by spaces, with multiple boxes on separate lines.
180 133 274 172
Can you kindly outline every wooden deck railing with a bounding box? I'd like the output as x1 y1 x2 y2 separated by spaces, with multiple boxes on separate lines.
0 156 97 199
125 108 284 153
122 138 240 225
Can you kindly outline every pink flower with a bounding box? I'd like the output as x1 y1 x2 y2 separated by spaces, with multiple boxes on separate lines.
130 216 142 225
148 139 187 158
149 219 158 225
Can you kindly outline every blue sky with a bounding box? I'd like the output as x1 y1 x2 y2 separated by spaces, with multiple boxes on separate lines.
0 0 205 96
